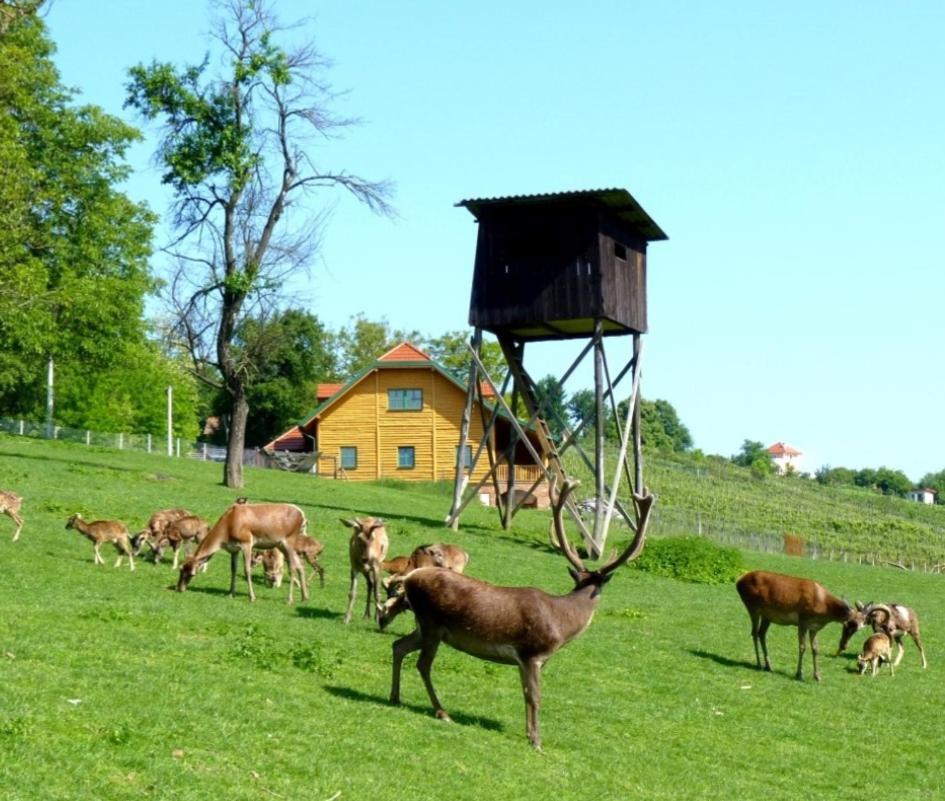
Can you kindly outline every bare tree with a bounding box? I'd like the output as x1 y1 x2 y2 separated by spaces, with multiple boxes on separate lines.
127 0 392 486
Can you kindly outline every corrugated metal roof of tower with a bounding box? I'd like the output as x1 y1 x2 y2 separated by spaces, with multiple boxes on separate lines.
455 187 668 242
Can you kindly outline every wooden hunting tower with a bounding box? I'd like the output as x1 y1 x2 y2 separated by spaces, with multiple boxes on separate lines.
462 189 667 340
447 188 667 557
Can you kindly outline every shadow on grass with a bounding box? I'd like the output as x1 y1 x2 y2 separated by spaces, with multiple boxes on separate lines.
688 648 759 672
322 685 504 732
295 605 343 621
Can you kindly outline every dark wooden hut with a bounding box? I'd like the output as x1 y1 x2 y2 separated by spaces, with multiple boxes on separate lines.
458 188 667 341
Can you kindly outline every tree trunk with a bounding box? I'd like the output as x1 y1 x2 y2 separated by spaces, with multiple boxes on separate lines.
224 390 249 488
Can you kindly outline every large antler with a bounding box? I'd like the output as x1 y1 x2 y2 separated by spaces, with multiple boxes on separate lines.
598 490 655 577
551 479 585 573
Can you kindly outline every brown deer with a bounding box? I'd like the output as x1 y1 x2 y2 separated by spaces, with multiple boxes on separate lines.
389 479 653 750
857 632 894 676
864 603 926 668
131 507 191 557
378 543 470 630
735 570 861 681
342 517 389 624
253 533 326 591
158 515 210 569
0 490 23 541
65 514 135 570
177 502 309 603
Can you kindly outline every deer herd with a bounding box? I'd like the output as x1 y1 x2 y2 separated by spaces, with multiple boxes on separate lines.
0 479 933 749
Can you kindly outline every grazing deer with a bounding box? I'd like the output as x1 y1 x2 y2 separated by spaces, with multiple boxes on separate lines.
131 507 191 557
176 502 309 603
0 490 23 542
389 480 653 750
342 517 389 624
253 533 326 591
736 570 860 681
378 543 470 630
857 632 894 676
836 601 927 669
158 515 210 569
867 603 926 668
65 514 135 570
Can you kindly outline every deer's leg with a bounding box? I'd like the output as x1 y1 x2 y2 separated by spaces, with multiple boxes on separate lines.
10 510 23 542
416 635 450 722
519 658 544 750
242 545 256 602
344 569 359 624
907 629 926 668
757 618 772 671
390 627 423 705
747 610 762 668
313 558 325 588
809 629 821 682
122 539 134 571
93 542 104 565
363 566 377 619
283 544 308 604
172 543 181 570
229 551 239 597
795 625 808 680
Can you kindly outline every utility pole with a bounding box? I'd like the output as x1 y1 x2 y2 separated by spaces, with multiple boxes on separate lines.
45 357 54 439
166 385 173 456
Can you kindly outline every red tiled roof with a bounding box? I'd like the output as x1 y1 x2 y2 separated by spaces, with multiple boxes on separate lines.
767 442 802 457
316 383 343 401
378 342 432 362
268 426 307 452
479 380 496 399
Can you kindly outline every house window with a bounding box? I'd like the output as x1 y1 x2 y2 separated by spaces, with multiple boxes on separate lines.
340 446 358 470
397 446 415 469
456 444 473 470
388 388 423 411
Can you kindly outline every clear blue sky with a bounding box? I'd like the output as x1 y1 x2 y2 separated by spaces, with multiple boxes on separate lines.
45 1 945 481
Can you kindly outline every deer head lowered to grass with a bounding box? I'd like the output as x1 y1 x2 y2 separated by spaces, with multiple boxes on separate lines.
388 478 654 750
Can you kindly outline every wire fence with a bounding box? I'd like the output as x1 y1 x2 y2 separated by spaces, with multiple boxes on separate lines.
3 415 945 571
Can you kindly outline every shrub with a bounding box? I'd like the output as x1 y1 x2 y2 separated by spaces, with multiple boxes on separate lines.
633 536 744 585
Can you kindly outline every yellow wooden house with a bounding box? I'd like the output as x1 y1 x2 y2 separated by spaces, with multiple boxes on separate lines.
266 342 545 496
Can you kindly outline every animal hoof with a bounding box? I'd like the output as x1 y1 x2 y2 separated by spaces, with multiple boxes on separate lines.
435 710 453 723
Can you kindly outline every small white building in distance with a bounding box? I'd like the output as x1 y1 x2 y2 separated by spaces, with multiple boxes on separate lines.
767 442 802 475
909 488 937 505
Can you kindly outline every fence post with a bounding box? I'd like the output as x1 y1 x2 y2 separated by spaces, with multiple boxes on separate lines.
202 443 207 460
54 426 59 440
118 433 123 450
18 420 24 436
147 433 152 453
86 430 90 446
176 438 181 458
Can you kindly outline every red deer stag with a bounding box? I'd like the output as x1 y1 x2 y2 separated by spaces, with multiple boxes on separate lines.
0 490 23 542
378 543 470 630
177 502 309 603
736 570 861 681
65 514 135 570
342 517 389 624
389 479 653 750
861 603 926 669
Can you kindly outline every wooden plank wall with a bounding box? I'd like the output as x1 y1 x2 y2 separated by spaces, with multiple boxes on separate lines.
317 367 490 482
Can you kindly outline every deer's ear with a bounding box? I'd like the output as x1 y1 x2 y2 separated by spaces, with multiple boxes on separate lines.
855 601 865 611
340 518 356 528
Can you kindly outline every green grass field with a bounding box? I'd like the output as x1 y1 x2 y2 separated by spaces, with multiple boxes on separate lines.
1 435 942 801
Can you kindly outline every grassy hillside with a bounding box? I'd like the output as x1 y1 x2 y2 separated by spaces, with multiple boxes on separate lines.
566 448 945 567
0 435 942 801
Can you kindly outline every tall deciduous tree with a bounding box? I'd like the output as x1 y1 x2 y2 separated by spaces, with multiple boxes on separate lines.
334 314 419 377
126 0 392 487
424 330 508 388
0 5 155 417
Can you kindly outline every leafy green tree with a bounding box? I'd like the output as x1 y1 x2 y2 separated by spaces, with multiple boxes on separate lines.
640 398 693 453
534 375 569 441
567 388 598 433
918 469 945 503
815 465 857 486
334 315 420 377
126 0 392 487
732 440 774 470
0 7 155 417
424 330 508 388
237 309 339 446
55 339 200 440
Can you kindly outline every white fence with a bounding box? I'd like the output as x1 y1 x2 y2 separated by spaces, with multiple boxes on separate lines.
0 416 269 467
